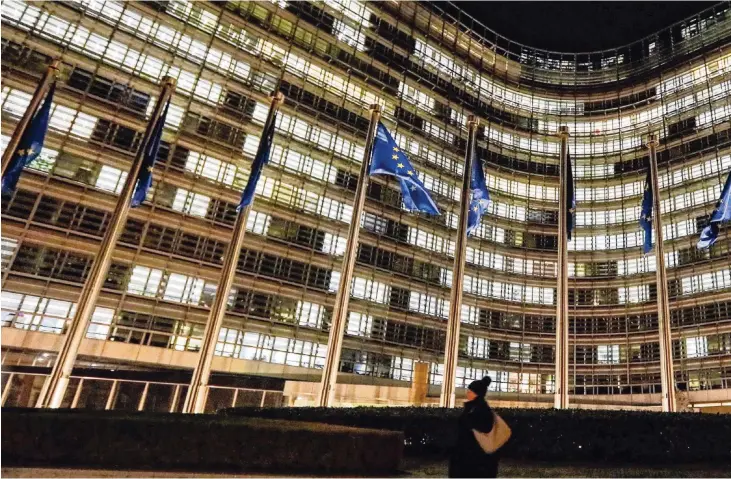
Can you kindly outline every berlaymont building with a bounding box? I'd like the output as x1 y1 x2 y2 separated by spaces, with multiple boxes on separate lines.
1 0 730 413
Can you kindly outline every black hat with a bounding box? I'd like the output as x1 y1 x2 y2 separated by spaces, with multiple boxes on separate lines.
467 376 492 397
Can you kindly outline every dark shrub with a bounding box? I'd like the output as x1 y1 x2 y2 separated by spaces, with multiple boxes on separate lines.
222 407 731 465
2 408 403 474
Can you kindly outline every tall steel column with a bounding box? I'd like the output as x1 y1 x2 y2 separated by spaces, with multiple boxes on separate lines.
36 77 177 409
440 115 479 408
648 133 677 412
183 93 284 414
316 105 381 407
554 126 570 409
1 60 60 178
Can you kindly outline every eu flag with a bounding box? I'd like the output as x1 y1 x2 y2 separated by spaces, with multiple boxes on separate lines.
369 122 439 215
1 83 55 194
566 150 576 240
131 100 170 207
466 148 490 236
698 169 731 249
239 113 277 210
639 166 653 254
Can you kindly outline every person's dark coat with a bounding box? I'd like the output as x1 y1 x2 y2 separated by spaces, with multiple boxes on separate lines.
448 397 498 478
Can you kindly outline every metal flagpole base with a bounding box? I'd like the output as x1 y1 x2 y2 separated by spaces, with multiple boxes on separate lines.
48 376 69 409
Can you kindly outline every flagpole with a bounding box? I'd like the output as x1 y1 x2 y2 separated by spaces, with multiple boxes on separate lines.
648 133 677 412
316 104 381 407
439 115 479 408
555 126 570 410
35 76 177 409
183 92 284 414
1 59 60 179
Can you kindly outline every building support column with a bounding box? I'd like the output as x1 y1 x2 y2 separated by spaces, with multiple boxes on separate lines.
648 134 677 413
554 126 570 409
410 362 430 406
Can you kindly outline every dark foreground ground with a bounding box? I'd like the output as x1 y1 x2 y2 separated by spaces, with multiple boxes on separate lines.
5 461 731 478
401 458 731 478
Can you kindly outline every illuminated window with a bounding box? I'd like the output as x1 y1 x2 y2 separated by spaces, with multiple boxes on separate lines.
686 336 709 358
618 285 650 304
245 210 271 235
86 307 115 340
1 237 18 273
467 336 490 359
127 266 163 297
351 277 390 304
409 291 448 318
347 312 373 337
297 301 325 328
510 342 531 363
398 82 436 113
0 291 75 334
597 345 620 364
390 356 413 381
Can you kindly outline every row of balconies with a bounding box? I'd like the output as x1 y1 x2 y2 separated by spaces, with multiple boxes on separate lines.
3 189 730 348
2 57 729 247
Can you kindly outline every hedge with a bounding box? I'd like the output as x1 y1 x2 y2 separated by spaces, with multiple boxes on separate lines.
221 407 731 465
1 408 403 474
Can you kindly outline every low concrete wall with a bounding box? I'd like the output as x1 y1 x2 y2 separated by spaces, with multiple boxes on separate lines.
283 380 731 412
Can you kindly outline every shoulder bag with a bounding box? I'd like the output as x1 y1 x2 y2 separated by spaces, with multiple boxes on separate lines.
473 412 511 454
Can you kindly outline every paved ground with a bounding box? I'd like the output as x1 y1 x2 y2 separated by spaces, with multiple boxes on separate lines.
402 458 731 478
2 470 286 478
5 461 731 478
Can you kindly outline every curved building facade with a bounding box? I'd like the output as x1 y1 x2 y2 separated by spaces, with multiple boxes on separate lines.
1 0 730 411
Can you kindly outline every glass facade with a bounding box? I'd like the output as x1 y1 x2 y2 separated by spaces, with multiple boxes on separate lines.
1 0 730 408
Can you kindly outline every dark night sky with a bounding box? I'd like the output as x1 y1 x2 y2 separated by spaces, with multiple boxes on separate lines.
450 2 717 52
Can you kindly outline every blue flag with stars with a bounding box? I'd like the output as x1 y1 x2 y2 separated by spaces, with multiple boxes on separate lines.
467 148 490 236
639 166 653 254
369 122 440 215
566 150 576 240
1 83 55 194
131 100 170 207
698 169 731 249
239 112 277 210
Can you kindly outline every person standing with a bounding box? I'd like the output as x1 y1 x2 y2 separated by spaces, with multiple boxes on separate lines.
448 376 499 478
